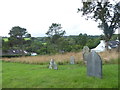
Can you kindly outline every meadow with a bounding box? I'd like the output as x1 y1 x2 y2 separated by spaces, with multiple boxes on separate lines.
2 51 119 65
1 51 119 88
2 37 30 42
2 60 118 88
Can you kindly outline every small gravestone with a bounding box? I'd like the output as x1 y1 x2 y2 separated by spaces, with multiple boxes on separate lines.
86 51 102 78
53 61 58 70
70 56 75 64
49 59 54 69
49 59 58 70
82 46 90 64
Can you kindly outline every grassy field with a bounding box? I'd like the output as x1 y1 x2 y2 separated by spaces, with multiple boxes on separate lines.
2 61 118 88
2 38 8 42
2 51 119 64
2 38 30 42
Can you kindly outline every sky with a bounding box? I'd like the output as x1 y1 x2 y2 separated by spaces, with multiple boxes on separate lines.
0 0 119 37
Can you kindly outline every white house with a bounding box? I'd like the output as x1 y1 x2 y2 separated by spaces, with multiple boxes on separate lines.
91 40 107 52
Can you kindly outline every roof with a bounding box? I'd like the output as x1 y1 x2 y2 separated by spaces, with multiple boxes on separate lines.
108 40 120 48
2 49 28 55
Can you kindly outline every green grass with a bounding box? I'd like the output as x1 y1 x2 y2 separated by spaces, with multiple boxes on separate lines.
0 60 2 89
24 38 30 40
2 38 8 42
2 38 30 42
2 61 118 88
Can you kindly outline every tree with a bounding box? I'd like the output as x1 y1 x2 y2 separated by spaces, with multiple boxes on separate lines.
46 23 66 53
8 26 31 55
78 33 88 46
78 0 120 50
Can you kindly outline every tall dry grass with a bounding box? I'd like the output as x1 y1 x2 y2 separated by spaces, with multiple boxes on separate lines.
2 50 119 64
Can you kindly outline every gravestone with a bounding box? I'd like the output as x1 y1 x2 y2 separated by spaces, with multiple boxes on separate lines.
53 61 58 70
49 59 58 70
82 46 90 64
86 51 102 78
49 59 54 69
70 56 75 64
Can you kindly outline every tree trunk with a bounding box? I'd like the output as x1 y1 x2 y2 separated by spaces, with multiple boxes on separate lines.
105 41 109 51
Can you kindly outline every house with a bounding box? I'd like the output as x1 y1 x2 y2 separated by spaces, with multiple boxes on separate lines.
91 40 120 52
2 49 29 56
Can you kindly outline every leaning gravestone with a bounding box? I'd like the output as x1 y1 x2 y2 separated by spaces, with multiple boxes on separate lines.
49 59 58 70
82 46 90 64
86 51 102 78
70 56 75 64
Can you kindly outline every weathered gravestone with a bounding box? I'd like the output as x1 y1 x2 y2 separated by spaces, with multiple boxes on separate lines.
82 46 90 64
53 61 58 70
70 56 75 64
49 59 58 70
86 51 102 78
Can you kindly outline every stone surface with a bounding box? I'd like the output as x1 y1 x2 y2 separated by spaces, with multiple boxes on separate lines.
49 59 58 70
82 46 90 64
53 62 58 70
86 51 102 78
70 56 75 64
83 46 90 54
49 59 54 69
83 46 90 61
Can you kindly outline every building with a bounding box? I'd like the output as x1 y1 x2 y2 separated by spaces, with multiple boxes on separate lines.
91 40 120 52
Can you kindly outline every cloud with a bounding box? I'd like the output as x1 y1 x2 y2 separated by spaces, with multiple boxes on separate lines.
1 0 117 37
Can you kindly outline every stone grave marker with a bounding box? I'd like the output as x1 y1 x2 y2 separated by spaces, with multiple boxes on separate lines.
86 51 102 78
53 61 58 70
49 59 58 70
70 56 75 64
82 46 90 64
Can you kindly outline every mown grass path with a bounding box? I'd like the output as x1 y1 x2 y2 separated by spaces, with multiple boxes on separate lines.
2 61 118 88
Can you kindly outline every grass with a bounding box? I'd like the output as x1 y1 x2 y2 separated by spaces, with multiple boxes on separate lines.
2 61 118 88
2 37 30 42
2 38 8 42
0 60 2 89
2 51 119 64
24 38 31 40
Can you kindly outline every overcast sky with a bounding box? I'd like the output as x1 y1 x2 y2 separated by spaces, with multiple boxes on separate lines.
0 0 119 37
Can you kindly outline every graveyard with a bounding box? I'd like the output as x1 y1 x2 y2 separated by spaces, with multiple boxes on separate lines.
1 0 120 88
2 60 118 88
1 50 119 88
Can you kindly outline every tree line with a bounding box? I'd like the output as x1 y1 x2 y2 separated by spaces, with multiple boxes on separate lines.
2 24 102 55
2 0 120 56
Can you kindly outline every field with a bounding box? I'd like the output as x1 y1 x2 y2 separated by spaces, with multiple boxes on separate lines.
2 51 119 64
2 61 118 88
1 51 119 88
2 38 30 42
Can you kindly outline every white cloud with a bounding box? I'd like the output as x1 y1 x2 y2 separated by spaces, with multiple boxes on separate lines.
0 0 117 37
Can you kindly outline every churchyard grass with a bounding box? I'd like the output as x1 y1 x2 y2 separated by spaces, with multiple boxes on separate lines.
2 51 119 65
2 60 118 88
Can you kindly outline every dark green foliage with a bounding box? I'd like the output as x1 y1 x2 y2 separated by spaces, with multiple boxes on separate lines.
2 40 10 53
2 34 101 55
25 34 100 54
45 23 66 53
8 26 31 56
78 1 120 49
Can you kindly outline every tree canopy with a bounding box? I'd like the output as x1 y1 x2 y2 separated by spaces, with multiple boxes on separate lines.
8 26 31 55
46 23 66 53
78 0 120 41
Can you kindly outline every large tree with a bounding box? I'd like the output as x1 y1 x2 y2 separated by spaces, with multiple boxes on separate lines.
46 23 66 53
78 0 120 50
8 26 31 55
